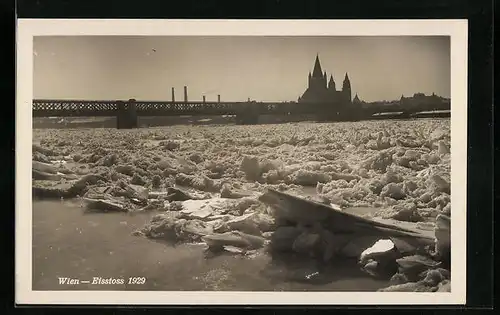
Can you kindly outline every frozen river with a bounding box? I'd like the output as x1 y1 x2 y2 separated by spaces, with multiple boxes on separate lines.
31 118 450 291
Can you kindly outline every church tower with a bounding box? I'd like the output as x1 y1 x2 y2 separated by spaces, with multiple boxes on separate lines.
328 74 336 91
327 74 337 102
312 54 323 77
300 54 353 105
342 72 352 103
308 54 326 90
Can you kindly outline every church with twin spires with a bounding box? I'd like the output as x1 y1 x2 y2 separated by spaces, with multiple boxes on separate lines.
298 54 353 107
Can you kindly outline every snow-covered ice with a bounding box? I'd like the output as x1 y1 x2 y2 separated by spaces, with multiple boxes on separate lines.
33 119 451 219
32 118 451 291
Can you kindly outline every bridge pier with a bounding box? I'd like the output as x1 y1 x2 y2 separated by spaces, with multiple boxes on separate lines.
116 99 138 129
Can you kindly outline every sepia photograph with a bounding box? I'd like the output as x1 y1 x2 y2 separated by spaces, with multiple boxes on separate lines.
16 19 467 305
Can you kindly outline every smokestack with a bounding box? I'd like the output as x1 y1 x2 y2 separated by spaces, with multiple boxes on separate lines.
184 86 188 102
171 87 175 102
203 95 206 103
217 94 221 103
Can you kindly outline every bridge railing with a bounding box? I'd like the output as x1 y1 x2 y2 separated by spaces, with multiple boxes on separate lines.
33 99 118 117
31 99 357 118
32 99 450 120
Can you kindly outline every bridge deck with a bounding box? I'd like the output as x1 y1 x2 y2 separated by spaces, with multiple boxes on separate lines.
31 99 450 119
32 99 341 117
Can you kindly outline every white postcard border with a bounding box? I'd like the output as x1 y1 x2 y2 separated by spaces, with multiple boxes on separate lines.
16 19 468 305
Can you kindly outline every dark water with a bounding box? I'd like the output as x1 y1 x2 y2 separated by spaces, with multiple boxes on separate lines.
33 200 388 291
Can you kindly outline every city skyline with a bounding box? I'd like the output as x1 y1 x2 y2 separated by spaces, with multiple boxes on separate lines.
33 36 450 103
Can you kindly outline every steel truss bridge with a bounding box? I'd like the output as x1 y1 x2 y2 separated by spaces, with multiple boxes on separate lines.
32 99 309 117
31 99 448 118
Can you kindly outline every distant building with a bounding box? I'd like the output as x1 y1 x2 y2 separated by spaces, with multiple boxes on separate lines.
400 92 450 110
298 54 352 107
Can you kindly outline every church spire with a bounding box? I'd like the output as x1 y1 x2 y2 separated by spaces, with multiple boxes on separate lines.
344 72 350 82
342 72 351 88
328 74 336 90
342 72 352 102
312 54 323 78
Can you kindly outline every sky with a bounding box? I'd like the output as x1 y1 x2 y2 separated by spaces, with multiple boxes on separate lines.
33 36 450 103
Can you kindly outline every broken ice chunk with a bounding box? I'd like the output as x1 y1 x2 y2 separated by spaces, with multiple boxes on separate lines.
359 239 395 265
